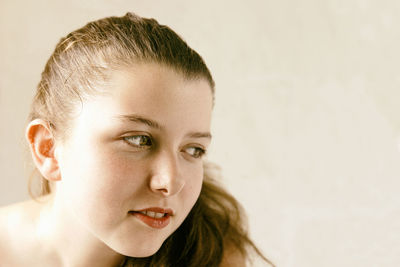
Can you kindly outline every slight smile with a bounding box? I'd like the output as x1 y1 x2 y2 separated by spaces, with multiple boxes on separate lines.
129 208 174 229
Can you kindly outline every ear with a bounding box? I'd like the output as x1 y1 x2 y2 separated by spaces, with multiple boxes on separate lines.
26 119 61 182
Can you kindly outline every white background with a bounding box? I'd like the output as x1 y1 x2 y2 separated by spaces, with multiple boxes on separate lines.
1 0 400 266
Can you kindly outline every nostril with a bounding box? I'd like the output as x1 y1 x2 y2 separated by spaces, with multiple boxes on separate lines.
149 173 171 195
157 188 169 194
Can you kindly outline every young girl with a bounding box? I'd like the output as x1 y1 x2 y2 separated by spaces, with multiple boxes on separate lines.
0 13 273 267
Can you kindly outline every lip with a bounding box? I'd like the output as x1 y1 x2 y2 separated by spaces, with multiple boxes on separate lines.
135 207 174 215
129 207 174 229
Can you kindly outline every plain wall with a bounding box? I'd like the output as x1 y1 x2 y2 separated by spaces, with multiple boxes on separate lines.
1 0 400 266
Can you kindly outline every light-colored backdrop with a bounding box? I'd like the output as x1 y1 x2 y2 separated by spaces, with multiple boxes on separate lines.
1 0 400 266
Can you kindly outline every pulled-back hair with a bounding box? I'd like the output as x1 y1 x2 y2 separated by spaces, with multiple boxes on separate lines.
28 12 273 266
30 12 214 142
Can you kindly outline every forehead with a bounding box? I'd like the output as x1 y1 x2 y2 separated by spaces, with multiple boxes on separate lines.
86 63 214 132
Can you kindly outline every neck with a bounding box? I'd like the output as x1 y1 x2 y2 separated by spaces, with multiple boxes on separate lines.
35 194 126 267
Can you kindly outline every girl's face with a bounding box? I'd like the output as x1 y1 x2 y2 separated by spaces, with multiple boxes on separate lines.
54 63 213 256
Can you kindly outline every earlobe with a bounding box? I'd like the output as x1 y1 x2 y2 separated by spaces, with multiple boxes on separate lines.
26 119 61 182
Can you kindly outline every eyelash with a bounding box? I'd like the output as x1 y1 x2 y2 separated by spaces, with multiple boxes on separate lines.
122 135 207 159
123 135 153 148
185 146 206 159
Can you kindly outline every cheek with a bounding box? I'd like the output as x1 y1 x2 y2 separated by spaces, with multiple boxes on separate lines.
59 147 147 223
181 165 204 210
83 154 148 206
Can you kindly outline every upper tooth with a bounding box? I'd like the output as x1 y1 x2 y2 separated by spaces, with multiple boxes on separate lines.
138 211 165 218
147 211 156 217
154 213 164 219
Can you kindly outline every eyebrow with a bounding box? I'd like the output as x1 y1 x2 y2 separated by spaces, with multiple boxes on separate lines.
186 132 212 140
116 114 212 140
116 114 162 129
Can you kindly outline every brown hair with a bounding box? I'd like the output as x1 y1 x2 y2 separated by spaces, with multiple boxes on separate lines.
28 12 274 267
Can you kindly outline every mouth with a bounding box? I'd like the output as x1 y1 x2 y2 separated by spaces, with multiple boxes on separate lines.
129 207 173 229
136 210 169 218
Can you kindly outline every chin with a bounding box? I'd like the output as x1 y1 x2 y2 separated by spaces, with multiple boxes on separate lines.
114 239 164 258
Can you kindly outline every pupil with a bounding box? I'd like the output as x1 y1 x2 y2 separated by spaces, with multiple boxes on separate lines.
140 136 150 146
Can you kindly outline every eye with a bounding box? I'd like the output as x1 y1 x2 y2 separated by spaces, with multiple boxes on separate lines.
184 146 206 159
123 135 153 148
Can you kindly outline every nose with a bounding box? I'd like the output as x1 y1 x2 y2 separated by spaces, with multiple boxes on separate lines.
149 150 185 197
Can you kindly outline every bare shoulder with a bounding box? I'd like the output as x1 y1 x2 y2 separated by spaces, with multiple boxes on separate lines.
0 199 44 266
0 202 25 265
0 199 38 233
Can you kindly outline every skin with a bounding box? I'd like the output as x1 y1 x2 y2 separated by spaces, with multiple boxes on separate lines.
0 63 214 267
